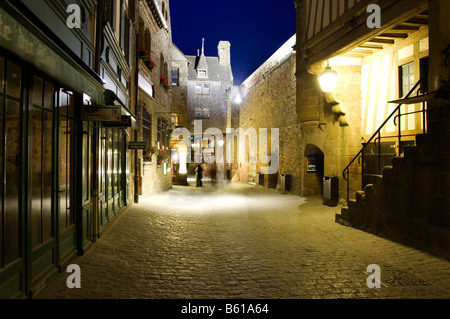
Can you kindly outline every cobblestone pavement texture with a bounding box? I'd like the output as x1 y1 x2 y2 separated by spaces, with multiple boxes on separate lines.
36 182 450 299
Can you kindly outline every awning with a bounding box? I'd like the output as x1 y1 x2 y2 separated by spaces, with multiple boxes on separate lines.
104 89 138 129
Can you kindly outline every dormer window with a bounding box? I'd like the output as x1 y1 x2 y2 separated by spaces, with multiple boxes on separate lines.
198 70 207 78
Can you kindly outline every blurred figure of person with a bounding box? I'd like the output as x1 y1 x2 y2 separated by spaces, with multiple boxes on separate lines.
195 164 203 187
210 163 217 186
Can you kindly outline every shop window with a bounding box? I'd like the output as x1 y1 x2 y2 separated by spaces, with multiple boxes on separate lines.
59 89 75 231
0 57 22 267
31 76 55 248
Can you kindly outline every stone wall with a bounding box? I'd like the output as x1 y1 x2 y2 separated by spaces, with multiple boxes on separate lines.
135 0 173 196
239 34 362 200
187 80 230 133
239 45 301 194
171 44 189 129
297 62 363 201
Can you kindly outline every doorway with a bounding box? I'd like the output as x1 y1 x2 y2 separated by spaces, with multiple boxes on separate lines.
303 144 324 196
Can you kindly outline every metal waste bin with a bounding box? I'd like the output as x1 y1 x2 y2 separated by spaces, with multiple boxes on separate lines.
323 176 339 206
280 174 291 192
256 172 264 185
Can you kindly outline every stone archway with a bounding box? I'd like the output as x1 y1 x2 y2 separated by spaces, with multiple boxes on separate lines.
303 144 324 196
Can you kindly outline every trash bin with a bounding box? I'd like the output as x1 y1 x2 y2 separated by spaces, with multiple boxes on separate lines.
280 174 291 192
323 176 339 206
256 172 264 185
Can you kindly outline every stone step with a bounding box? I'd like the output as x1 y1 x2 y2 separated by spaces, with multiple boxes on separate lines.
356 191 365 204
348 199 357 213
391 156 405 167
403 145 420 160
338 206 353 225
415 133 435 147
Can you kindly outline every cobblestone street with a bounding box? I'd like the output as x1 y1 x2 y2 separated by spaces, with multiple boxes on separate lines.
37 182 450 300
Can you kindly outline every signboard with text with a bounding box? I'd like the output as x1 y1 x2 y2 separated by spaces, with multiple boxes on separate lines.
128 142 147 150
102 116 132 127
83 105 121 122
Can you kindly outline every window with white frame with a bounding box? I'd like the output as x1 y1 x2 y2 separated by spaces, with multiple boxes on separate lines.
198 70 207 78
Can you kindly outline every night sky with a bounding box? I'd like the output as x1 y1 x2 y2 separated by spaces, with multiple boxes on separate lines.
169 0 297 85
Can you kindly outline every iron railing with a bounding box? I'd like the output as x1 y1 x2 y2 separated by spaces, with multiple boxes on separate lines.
343 75 428 203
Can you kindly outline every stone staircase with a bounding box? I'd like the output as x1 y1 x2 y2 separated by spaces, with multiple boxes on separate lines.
336 103 450 259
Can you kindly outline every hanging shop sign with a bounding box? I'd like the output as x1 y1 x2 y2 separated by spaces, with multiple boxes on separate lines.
83 105 121 121
128 141 147 150
102 115 132 127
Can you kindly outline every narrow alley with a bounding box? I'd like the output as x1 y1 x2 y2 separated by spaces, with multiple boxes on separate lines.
36 182 450 300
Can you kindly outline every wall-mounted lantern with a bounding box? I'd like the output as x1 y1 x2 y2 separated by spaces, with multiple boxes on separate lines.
318 61 338 93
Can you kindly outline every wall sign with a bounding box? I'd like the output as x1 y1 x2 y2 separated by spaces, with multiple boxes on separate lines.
128 141 147 150
83 105 121 121
103 115 132 127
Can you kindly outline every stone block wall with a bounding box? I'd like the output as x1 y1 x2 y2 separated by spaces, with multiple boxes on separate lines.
239 52 302 194
141 160 172 197
297 63 363 200
171 44 189 128
135 2 173 196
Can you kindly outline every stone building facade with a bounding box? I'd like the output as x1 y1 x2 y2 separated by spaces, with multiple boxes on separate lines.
295 0 450 259
238 33 362 199
0 0 138 298
171 40 233 181
238 35 301 192
135 0 173 198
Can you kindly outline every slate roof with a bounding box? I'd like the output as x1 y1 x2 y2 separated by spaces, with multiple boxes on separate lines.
186 55 233 82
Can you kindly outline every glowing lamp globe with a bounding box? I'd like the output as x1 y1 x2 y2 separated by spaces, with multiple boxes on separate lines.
318 66 338 93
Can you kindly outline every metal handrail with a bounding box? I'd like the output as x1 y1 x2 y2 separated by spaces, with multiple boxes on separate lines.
343 74 427 203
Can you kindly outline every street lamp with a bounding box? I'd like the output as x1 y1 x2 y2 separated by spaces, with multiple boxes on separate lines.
318 61 338 93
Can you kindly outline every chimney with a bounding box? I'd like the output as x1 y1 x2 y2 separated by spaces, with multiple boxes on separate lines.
218 41 231 66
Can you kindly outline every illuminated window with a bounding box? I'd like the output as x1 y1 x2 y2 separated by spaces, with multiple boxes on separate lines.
202 108 210 119
142 107 151 162
157 118 169 151
171 69 179 86
400 62 414 97
195 107 202 119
